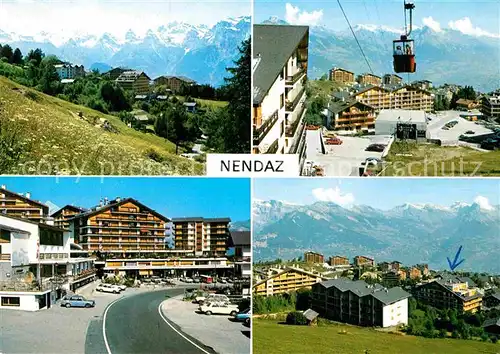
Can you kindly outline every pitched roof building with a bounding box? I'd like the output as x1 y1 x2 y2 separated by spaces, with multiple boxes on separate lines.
0 185 49 223
115 71 151 94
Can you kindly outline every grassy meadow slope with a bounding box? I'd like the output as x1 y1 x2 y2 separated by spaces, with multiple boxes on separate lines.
0 76 204 175
254 319 499 354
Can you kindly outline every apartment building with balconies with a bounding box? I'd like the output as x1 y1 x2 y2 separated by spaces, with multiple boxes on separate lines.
383 74 403 86
357 73 382 86
326 99 376 133
481 95 500 118
354 255 375 267
68 197 168 255
253 24 309 162
171 217 231 257
54 63 85 80
304 251 324 264
311 278 410 328
413 279 483 313
353 85 433 112
116 71 151 94
253 266 325 296
0 185 49 223
51 205 87 230
329 255 350 267
329 67 355 84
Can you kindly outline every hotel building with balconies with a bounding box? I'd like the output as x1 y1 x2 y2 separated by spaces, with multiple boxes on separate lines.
68 197 169 255
172 217 231 257
51 205 87 230
253 24 309 168
0 185 49 223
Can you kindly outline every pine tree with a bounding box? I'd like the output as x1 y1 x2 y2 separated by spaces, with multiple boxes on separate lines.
12 48 23 65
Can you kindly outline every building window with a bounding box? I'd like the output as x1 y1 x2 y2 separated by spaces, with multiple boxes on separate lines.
279 68 284 80
1 296 20 306
40 228 63 246
280 121 284 136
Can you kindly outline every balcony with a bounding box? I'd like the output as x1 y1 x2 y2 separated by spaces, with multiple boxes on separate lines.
286 68 305 86
286 87 306 113
72 269 96 282
254 109 279 146
0 254 11 261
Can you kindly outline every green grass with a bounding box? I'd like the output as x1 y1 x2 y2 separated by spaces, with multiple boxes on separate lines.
0 76 204 175
383 142 500 176
308 79 345 97
175 95 228 109
253 319 499 354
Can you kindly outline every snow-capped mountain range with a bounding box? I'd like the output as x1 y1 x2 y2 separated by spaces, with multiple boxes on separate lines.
262 17 500 92
253 199 500 273
0 16 250 86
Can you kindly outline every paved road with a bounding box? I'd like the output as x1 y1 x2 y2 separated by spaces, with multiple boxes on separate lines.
99 289 215 354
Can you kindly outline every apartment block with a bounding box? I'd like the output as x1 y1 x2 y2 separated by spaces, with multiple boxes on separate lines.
172 217 230 257
354 255 375 267
304 251 324 264
311 278 410 328
416 263 429 277
0 186 49 223
412 80 433 91
54 63 85 80
253 266 325 296
383 74 403 86
326 99 376 133
408 267 422 280
116 71 151 94
329 67 355 84
69 198 168 254
481 95 500 118
413 279 483 313
104 67 131 80
357 73 382 86
153 75 196 93
51 205 87 230
354 85 433 112
329 255 350 267
253 24 309 164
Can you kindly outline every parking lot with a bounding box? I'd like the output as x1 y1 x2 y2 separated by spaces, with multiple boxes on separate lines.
161 295 250 354
427 110 494 145
305 129 392 176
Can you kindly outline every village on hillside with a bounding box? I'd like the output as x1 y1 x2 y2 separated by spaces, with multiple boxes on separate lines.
252 24 500 177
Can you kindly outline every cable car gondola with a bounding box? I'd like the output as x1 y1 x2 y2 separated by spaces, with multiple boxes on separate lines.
393 1 416 73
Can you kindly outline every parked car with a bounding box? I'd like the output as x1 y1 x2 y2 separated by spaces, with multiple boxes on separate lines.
365 144 385 152
197 294 231 305
361 157 383 166
325 138 343 145
96 283 122 294
465 130 475 134
234 308 251 324
61 295 95 308
199 302 239 316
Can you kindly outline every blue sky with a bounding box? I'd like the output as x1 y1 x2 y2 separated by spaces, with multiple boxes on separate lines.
0 0 250 38
0 177 251 221
255 0 500 36
253 178 500 210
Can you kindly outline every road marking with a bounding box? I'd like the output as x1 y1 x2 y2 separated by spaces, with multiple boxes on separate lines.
157 301 211 354
102 296 125 354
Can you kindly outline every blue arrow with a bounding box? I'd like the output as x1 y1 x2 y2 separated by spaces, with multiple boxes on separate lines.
447 245 465 271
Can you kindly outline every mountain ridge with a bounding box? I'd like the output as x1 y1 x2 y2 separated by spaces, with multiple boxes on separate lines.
253 199 500 273
0 16 250 86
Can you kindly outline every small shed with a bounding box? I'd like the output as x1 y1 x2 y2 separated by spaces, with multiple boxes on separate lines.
183 102 197 113
303 308 319 326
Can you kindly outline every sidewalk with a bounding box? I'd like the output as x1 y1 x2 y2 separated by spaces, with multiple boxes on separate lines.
75 280 97 298
160 295 250 354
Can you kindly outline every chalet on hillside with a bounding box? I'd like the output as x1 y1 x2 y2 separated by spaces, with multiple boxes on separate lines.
105 67 132 80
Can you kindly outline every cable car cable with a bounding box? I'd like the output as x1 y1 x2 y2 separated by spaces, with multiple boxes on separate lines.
336 0 374 75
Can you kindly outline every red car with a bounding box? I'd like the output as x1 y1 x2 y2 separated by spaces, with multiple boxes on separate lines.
325 138 343 145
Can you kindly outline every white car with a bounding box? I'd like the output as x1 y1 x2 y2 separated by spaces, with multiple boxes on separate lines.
182 277 194 283
96 283 122 294
197 294 230 304
199 302 239 316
